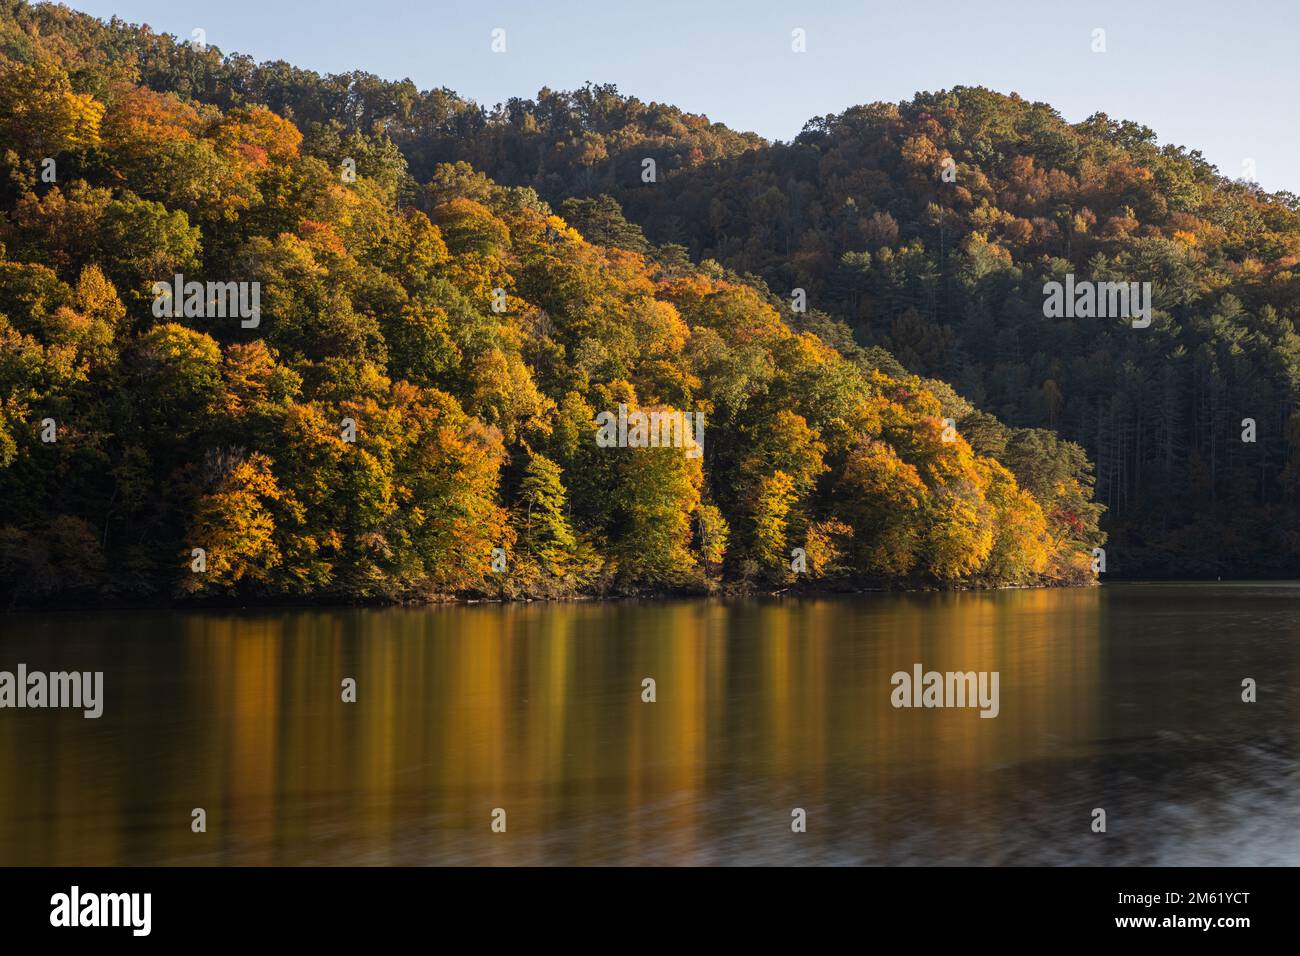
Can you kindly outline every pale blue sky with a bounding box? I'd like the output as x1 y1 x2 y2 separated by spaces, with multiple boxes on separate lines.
58 0 1300 193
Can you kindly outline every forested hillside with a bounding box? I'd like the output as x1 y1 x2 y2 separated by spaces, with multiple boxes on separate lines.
389 86 1300 577
607 97 1300 577
0 2 1109 605
11 7 1293 577
419 90 1300 577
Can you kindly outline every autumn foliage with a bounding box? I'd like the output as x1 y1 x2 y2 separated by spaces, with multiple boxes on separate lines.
0 4 1103 604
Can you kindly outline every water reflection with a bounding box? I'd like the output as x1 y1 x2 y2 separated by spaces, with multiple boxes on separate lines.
0 584 1296 865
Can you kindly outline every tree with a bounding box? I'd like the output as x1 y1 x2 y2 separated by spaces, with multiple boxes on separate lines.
514 452 579 576
0 58 103 160
180 452 286 595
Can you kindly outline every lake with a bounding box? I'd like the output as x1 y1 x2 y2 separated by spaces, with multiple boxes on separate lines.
1 582 1296 865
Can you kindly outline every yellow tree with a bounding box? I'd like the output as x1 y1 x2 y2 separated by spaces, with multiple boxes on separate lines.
838 436 929 576
0 58 103 160
181 452 287 595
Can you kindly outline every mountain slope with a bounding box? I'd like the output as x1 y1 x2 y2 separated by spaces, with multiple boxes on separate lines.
17 2 1288 574
0 2 1103 604
418 83 1300 577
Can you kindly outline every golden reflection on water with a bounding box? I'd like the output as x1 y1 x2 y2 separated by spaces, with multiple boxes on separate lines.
4 585 1292 865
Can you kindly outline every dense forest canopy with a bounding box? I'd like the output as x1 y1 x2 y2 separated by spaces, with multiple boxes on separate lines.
0 0 1191 605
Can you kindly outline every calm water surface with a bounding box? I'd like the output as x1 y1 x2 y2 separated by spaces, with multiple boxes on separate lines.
1 582 1297 865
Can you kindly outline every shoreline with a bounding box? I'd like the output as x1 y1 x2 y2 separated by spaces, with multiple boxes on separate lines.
4 576 1101 614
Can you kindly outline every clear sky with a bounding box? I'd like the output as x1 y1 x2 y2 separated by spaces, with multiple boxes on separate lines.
57 0 1300 193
